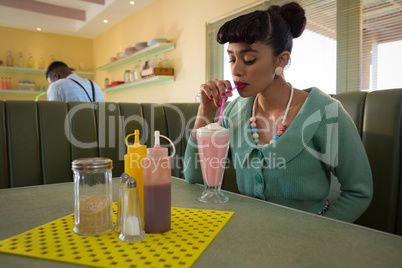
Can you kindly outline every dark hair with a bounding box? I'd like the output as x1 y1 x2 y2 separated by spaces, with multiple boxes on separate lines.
216 2 306 56
45 61 69 79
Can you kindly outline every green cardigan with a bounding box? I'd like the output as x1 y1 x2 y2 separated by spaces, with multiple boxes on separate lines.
184 88 373 223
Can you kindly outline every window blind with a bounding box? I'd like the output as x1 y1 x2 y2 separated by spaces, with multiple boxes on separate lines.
206 0 402 94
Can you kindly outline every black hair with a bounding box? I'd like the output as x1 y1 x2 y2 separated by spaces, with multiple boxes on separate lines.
216 2 306 56
45 61 69 79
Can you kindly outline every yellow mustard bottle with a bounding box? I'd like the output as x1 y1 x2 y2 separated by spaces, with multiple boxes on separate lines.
124 129 147 223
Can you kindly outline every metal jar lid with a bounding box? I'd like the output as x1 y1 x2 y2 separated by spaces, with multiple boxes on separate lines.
72 157 113 171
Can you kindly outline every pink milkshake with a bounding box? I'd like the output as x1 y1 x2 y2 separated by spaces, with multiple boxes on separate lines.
196 123 230 203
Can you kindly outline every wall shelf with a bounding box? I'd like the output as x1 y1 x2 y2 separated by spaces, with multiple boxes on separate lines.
103 75 175 95
97 43 175 72
0 66 95 78
0 89 46 95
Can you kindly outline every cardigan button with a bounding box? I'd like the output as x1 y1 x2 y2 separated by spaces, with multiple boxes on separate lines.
257 150 263 160
254 174 262 183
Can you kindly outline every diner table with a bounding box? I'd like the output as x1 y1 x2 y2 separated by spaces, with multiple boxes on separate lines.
0 177 401 267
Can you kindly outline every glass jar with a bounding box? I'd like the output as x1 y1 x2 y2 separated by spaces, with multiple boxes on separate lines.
6 51 14 67
124 70 133 83
133 63 142 81
72 157 113 235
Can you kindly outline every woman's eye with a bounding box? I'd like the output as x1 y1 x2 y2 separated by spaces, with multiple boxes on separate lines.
228 58 256 65
244 59 256 65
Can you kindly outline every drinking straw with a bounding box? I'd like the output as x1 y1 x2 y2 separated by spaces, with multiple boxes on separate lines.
218 86 237 126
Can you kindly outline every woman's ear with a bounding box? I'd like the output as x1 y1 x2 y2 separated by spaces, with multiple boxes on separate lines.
278 51 291 68
274 51 291 77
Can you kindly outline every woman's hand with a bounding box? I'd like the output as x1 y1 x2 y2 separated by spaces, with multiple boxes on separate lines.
199 79 232 110
191 79 233 138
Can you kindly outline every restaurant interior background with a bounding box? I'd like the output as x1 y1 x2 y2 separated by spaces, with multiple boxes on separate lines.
0 0 401 102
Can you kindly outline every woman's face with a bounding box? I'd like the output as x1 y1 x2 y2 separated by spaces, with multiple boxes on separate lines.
227 41 277 97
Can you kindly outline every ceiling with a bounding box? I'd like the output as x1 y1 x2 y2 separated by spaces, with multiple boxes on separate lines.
0 0 154 38
0 0 400 41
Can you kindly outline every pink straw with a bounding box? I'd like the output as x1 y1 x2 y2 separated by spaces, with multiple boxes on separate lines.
218 86 237 126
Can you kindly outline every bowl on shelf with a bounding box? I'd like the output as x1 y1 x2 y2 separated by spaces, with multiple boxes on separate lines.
116 52 126 59
110 57 118 62
135 42 147 50
147 38 168 46
125 47 137 55
111 81 124 86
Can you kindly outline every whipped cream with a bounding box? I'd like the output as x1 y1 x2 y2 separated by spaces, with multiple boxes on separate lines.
197 123 229 137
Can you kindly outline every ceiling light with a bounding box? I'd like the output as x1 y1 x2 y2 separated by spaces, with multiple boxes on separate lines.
37 27 41 31
129 1 135 5
103 19 109 23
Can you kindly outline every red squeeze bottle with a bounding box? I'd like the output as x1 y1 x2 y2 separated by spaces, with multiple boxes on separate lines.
143 131 176 233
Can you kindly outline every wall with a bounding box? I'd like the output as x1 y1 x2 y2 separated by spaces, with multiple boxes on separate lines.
1 0 259 102
0 26 93 100
94 0 258 103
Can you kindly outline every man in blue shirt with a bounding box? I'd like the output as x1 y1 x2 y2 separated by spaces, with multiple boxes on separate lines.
46 61 105 102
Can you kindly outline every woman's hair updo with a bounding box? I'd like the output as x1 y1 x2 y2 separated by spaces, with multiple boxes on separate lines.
217 2 306 56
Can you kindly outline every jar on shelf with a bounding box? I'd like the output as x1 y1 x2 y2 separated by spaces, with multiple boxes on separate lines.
133 63 142 81
124 70 133 83
38 54 45 69
6 51 14 67
17 52 24 68
28 53 35 68
162 58 171 68
148 57 158 69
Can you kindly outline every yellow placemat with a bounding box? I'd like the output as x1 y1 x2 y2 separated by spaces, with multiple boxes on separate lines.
0 204 233 268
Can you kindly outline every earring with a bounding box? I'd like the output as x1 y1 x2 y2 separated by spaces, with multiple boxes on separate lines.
275 66 283 76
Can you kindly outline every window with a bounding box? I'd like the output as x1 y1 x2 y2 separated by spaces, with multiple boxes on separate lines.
286 30 337 94
207 0 402 97
374 40 402 90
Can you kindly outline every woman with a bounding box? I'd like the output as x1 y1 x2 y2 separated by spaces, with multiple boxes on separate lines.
184 2 373 223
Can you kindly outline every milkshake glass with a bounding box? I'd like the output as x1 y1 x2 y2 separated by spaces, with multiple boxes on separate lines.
196 123 230 203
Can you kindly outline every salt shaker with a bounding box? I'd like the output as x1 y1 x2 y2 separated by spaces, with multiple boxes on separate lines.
114 173 129 232
119 176 146 242
72 157 113 235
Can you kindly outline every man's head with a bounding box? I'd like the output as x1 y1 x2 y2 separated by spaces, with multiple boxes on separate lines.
46 61 73 83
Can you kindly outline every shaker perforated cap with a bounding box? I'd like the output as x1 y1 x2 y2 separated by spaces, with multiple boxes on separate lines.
72 157 113 171
126 176 137 188
120 172 130 183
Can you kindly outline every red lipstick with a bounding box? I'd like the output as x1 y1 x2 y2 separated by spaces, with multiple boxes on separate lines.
234 81 248 90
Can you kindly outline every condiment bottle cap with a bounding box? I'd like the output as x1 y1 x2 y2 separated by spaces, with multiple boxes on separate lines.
125 129 146 155
147 130 176 158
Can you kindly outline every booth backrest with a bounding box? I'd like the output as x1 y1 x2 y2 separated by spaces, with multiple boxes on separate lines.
355 89 401 235
0 88 401 235
0 101 201 187
332 89 402 235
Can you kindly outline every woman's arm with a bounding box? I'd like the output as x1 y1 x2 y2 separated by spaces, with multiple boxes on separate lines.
323 103 373 222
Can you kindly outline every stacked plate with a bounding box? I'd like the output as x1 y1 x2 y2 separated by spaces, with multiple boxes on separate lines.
135 42 147 50
125 47 137 55
147 38 168 46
